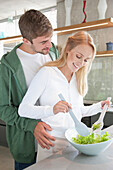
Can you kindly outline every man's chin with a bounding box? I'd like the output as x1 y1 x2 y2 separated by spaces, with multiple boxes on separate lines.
36 51 48 55
32 48 49 55
42 50 50 55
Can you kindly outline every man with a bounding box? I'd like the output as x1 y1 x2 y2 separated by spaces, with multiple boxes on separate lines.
0 9 59 170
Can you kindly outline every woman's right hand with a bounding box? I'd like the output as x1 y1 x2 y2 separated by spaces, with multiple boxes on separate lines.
53 101 72 114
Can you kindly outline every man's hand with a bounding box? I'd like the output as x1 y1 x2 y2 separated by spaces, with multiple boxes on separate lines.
34 122 56 150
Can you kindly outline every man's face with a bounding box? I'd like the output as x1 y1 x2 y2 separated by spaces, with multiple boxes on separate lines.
30 33 53 55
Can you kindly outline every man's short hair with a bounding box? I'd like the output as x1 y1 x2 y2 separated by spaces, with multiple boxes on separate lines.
19 9 53 42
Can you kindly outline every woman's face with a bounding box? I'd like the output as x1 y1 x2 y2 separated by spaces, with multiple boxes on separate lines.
66 44 93 73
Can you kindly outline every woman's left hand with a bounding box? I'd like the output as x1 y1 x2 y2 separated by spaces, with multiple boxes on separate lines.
101 100 111 110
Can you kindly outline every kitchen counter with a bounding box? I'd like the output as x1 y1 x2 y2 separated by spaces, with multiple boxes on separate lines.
26 126 113 170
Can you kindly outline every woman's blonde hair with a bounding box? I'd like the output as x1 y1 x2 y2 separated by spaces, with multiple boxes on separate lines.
43 31 96 96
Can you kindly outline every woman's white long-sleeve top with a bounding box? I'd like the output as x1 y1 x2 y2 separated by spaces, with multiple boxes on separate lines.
18 66 102 138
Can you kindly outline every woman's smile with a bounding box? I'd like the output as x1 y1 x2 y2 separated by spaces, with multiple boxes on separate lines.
73 63 79 69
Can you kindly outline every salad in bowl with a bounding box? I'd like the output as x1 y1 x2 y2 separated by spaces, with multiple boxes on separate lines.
65 127 113 155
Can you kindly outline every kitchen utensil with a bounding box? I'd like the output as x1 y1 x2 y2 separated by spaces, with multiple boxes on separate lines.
58 93 90 136
91 97 111 134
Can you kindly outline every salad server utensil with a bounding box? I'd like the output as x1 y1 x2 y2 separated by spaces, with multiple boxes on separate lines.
58 93 90 137
92 97 111 134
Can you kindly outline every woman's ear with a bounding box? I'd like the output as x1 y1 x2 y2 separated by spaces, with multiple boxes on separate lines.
66 52 68 56
66 50 69 57
65 48 68 54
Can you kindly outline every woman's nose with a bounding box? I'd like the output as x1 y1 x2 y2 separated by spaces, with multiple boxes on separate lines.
80 59 84 67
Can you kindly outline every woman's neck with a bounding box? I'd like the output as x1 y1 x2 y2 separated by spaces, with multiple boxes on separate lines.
58 65 73 83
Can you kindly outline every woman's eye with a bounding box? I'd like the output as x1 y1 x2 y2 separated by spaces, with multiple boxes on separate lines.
84 59 88 62
76 55 81 59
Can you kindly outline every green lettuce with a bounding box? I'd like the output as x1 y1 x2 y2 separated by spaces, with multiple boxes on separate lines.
92 123 101 131
72 132 110 144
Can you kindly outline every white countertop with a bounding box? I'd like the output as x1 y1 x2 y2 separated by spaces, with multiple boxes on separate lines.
26 126 113 170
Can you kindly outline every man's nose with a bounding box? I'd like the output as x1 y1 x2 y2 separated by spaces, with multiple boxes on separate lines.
46 40 52 48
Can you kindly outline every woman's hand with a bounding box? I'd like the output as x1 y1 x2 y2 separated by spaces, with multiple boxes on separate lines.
53 101 72 114
101 99 111 110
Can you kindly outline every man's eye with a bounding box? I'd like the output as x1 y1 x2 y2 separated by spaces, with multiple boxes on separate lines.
41 42 46 44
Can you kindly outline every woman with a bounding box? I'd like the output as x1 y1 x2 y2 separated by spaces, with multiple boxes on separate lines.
18 31 110 161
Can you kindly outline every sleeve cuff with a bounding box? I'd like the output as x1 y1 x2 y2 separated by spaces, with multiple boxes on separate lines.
44 105 54 118
93 102 102 112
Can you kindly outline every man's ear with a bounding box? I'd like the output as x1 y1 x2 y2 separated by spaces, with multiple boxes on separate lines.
23 38 31 45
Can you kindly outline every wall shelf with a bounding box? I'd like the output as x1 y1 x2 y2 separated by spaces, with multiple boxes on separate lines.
0 35 22 45
0 35 21 41
96 50 113 57
1 35 113 58
54 18 113 36
1 18 113 57
1 17 113 41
